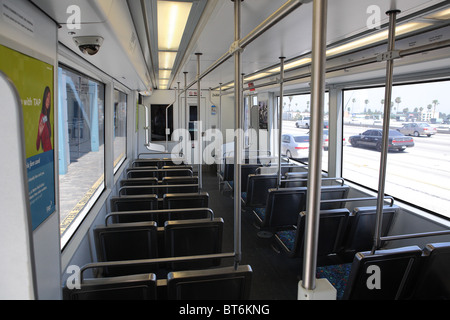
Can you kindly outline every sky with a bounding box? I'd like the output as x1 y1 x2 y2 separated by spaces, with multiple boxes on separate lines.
283 80 450 117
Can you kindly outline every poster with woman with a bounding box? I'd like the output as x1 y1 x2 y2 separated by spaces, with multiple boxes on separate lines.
0 44 55 230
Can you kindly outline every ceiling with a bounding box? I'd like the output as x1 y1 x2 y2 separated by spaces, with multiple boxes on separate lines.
30 0 450 93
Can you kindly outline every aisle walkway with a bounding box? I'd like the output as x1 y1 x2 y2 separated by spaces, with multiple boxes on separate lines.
201 166 300 300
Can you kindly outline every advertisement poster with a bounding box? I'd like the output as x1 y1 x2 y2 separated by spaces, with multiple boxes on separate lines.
0 45 55 230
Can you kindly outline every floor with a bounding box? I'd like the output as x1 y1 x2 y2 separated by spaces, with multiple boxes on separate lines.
201 166 301 300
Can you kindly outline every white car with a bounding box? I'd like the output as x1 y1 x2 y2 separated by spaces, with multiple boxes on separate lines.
397 122 437 137
281 134 310 159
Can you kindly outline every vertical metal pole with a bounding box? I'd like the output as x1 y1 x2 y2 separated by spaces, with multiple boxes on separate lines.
219 83 223 133
184 72 188 163
302 0 327 291
372 10 400 253
233 0 243 268
177 82 181 134
277 57 285 188
196 53 203 191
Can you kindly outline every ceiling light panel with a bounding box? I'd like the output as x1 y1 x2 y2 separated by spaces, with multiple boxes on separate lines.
157 1 193 51
159 51 177 69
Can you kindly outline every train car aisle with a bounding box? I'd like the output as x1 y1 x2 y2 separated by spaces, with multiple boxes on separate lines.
201 166 300 300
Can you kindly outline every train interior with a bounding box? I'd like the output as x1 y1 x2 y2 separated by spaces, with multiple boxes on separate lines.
1 0 450 300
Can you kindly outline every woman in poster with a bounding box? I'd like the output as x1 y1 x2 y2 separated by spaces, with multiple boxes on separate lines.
36 86 52 152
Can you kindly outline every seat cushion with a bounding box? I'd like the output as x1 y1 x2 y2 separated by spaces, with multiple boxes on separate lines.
276 230 296 251
316 264 352 300
254 207 266 221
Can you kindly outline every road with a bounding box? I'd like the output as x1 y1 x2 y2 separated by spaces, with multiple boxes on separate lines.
282 121 450 218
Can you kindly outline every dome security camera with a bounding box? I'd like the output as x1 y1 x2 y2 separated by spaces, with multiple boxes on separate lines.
73 36 104 56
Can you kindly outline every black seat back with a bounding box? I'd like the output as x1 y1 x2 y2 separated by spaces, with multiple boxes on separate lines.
262 185 349 230
161 168 193 177
162 176 199 185
110 195 158 223
167 265 253 300
63 273 157 300
283 172 308 187
276 208 350 260
241 165 262 192
412 242 450 300
298 208 350 258
94 222 158 276
343 205 397 257
262 187 308 229
119 184 199 198
164 218 224 270
107 208 213 226
245 174 278 208
127 169 158 178
163 192 209 209
343 246 422 300
319 185 349 210
120 178 159 187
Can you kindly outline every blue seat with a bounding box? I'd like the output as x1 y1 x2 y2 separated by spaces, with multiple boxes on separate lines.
254 185 349 233
340 205 397 262
274 208 350 263
342 245 422 300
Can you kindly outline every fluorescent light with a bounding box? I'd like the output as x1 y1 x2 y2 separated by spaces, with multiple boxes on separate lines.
159 79 169 90
326 22 432 57
159 69 171 79
245 72 272 82
268 57 312 73
425 8 450 20
157 1 192 51
159 51 177 69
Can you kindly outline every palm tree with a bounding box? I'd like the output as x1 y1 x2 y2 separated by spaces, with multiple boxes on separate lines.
395 97 402 112
432 99 439 118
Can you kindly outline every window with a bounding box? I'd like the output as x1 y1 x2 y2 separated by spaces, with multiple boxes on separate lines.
58 66 105 241
114 90 127 170
342 80 450 218
279 93 329 172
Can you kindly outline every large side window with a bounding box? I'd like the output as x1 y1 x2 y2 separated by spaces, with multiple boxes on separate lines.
58 66 105 241
342 80 450 218
114 89 127 170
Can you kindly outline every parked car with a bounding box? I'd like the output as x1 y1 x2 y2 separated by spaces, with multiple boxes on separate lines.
323 129 346 150
295 116 310 128
348 129 414 152
281 134 310 159
396 122 437 137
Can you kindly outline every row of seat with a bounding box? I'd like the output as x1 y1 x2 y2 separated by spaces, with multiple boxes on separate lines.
94 218 224 277
111 191 208 212
64 158 253 300
273 205 397 265
317 241 450 300
64 264 253 300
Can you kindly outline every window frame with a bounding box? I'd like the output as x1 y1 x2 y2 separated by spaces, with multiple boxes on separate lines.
58 63 107 247
341 78 450 221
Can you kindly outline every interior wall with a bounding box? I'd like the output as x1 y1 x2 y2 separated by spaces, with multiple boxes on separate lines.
0 0 60 299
